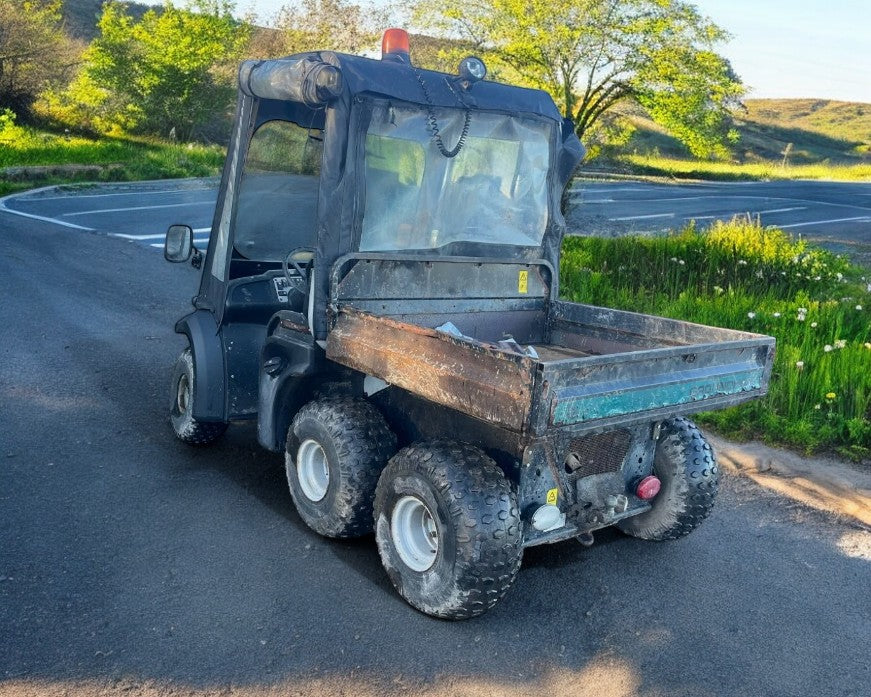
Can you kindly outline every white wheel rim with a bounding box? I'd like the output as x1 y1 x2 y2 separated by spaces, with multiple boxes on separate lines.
391 495 439 572
176 374 190 414
297 439 329 502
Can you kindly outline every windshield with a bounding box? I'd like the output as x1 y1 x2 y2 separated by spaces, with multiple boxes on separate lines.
360 102 552 252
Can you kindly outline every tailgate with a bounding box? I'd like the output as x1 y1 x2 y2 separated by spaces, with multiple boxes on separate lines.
532 302 776 435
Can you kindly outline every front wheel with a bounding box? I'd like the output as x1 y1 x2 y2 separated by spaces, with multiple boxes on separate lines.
374 441 523 620
618 417 719 541
169 348 227 445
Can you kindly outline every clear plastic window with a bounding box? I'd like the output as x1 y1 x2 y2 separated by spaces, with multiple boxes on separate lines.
233 119 323 260
361 103 551 252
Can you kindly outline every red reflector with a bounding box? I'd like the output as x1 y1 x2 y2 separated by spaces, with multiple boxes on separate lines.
382 28 410 58
636 475 661 500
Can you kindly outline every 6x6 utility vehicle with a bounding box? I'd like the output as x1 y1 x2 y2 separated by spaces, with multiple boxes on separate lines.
165 30 775 619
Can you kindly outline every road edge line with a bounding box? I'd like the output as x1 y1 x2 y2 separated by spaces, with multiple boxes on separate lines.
0 186 93 231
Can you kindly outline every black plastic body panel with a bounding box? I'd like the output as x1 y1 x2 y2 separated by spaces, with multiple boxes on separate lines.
257 315 327 451
174 310 226 422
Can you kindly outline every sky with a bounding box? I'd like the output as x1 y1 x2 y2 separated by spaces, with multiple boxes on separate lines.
141 0 871 103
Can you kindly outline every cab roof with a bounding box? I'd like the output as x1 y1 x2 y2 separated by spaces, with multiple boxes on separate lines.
293 50 567 124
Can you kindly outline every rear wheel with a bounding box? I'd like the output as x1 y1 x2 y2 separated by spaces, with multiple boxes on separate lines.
286 398 396 538
170 348 227 445
374 441 523 620
618 417 718 541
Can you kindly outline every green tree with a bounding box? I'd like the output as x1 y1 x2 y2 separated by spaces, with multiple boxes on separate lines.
70 0 250 140
273 0 387 56
0 0 79 119
415 0 743 158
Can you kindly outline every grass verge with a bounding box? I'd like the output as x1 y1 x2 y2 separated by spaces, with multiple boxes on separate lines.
561 218 871 462
618 154 871 181
0 117 225 197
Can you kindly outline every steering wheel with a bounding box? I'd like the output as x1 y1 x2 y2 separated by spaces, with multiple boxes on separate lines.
282 247 316 294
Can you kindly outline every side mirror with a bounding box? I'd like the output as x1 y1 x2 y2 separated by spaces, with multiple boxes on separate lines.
164 224 193 263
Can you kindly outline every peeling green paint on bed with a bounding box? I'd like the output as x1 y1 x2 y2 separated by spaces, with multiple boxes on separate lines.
552 368 764 425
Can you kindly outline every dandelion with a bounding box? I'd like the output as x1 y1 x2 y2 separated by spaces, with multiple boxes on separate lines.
797 314 806 322
713 285 724 295
865 343 871 350
678 259 685 266
824 345 833 352
773 312 781 318
856 304 863 311
836 272 843 281
670 257 678 263
795 361 804 370
814 404 821 410
747 311 756 319
825 392 836 400
834 339 847 349
810 322 818 328
814 276 821 281
798 308 807 313
738 259 748 266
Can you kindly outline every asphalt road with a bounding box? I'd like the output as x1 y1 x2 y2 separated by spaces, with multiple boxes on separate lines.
566 179 871 248
1 211 870 696
2 178 870 258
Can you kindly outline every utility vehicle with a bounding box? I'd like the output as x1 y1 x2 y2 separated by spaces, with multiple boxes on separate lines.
164 30 775 619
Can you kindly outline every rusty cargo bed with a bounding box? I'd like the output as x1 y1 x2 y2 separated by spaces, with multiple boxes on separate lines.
326 301 775 438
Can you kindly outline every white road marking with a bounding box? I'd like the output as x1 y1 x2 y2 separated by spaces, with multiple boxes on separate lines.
592 193 871 212
110 227 210 240
112 233 165 240
685 207 806 221
756 207 807 214
62 200 214 217
0 195 93 230
572 187 656 193
17 188 203 202
151 237 209 249
610 212 675 221
779 216 871 229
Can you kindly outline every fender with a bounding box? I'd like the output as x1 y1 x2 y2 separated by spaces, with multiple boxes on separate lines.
257 314 326 451
174 310 226 422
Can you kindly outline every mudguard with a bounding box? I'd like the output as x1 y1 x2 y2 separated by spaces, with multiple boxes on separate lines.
257 312 325 451
174 310 226 422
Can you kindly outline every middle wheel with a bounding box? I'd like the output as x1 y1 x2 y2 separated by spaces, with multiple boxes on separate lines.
374 441 523 620
286 397 396 538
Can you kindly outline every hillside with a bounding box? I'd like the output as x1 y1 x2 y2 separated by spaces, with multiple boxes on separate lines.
744 99 871 157
620 98 871 165
61 0 152 41
56 2 870 168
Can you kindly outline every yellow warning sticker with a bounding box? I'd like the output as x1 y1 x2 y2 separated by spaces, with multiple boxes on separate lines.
546 488 558 505
518 270 529 294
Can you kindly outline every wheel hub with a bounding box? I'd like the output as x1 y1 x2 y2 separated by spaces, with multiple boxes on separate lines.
391 495 439 572
297 439 329 502
176 374 190 414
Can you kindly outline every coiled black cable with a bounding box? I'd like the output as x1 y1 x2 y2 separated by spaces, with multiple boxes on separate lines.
414 68 471 158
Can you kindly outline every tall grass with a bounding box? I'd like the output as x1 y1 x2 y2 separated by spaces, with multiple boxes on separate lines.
620 154 871 181
561 219 871 460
